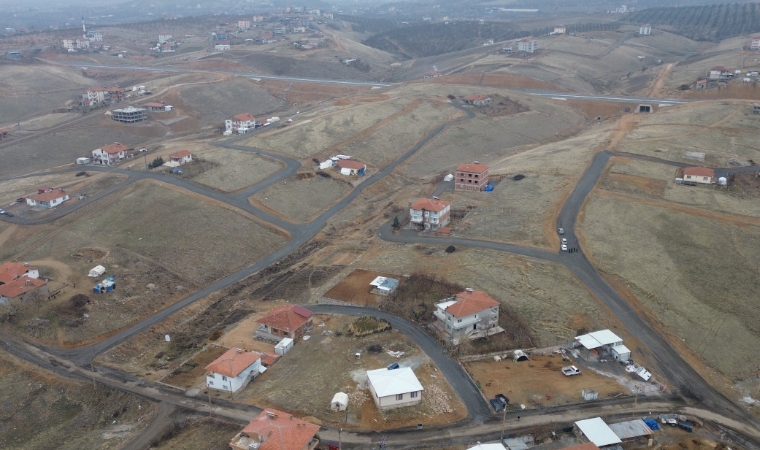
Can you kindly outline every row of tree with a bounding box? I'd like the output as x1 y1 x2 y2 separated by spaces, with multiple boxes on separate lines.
532 22 620 36
626 3 760 41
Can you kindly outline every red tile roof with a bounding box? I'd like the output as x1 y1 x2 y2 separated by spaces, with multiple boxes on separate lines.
233 113 255 122
239 409 319 450
260 352 281 366
456 163 489 173
169 149 191 159
100 142 130 154
0 262 35 284
205 348 262 378
445 290 500 318
29 189 68 203
87 86 107 92
0 277 46 299
257 305 313 333
410 198 450 212
683 167 715 177
465 94 489 102
336 159 366 170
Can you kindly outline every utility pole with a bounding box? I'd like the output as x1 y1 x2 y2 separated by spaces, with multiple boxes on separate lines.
501 402 507 440
338 428 342 450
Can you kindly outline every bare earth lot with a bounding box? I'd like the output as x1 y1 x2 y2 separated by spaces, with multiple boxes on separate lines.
251 174 352 222
579 194 760 379
322 268 402 308
184 146 284 192
178 77 283 123
238 314 467 430
151 417 241 450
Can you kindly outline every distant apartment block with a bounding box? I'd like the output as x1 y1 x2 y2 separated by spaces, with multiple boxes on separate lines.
252 15 264 22
238 20 251 30
517 38 537 54
62 37 89 50
158 33 173 44
639 25 651 35
752 36 760 50
110 106 147 123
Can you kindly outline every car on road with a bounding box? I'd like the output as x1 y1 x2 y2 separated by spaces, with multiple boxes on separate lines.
489 398 504 413
561 244 568 252
558 227 564 235
561 238 567 245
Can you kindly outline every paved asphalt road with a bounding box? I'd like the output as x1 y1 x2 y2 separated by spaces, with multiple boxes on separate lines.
305 304 493 421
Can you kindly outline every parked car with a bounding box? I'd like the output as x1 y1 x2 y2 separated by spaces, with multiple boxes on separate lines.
561 244 568 252
4 212 13 217
558 227 565 235
561 365 581 376
387 362 400 370
495 394 510 405
561 238 567 245
678 421 693 432
489 398 504 413
0 209 4 214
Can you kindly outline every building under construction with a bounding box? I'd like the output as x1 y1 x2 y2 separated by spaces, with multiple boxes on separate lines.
111 106 147 123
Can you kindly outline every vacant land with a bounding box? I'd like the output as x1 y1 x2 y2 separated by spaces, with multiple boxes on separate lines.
0 351 155 450
0 172 126 206
323 268 402 307
251 174 352 222
151 417 242 450
161 345 229 389
244 100 411 159
175 145 284 192
178 77 282 123
579 194 760 379
239 314 467 430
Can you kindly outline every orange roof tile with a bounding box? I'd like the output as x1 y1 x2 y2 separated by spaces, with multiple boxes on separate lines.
256 305 313 333
240 409 319 450
100 142 130 154
29 189 68 202
233 113 255 121
0 262 35 284
336 159 366 170
410 198 450 212
169 149 191 159
465 94 489 102
683 167 715 177
260 352 281 366
205 348 262 378
456 163 489 173
0 277 46 299
445 290 500 318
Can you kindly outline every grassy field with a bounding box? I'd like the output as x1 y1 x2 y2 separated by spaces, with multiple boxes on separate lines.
0 352 155 450
579 194 760 379
151 417 241 450
178 78 283 123
251 174 352 222
243 99 411 159
238 314 467 430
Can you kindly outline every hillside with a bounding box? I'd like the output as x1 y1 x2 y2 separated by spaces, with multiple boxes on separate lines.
626 2 760 41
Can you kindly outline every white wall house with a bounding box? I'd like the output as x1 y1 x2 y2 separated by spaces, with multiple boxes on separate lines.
92 142 130 165
410 198 451 231
225 113 256 133
639 25 651 35
367 367 424 409
25 189 70 209
158 33 173 44
434 289 500 344
517 38 537 53
683 167 714 185
169 149 192 165
752 36 760 50
205 348 262 393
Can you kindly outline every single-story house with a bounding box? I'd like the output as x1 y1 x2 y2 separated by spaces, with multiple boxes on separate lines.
464 94 493 107
366 366 424 410
695 78 708 89
433 289 501 344
369 276 399 296
574 329 623 353
683 167 714 185
260 352 281 367
709 66 731 80
424 71 442 78
336 159 366 176
205 347 263 393
229 409 320 450
0 262 40 284
169 149 192 165
574 417 622 448
255 305 314 342
144 102 166 111
92 142 131 165
25 188 69 209
0 277 48 303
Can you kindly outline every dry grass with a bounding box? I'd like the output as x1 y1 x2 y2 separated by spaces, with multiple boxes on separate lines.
150 417 242 450
161 345 230 389
0 172 125 206
187 147 284 192
251 174 352 222
178 77 283 123
579 194 760 379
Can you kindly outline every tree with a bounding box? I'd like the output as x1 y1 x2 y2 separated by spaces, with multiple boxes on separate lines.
148 156 164 168
391 216 400 230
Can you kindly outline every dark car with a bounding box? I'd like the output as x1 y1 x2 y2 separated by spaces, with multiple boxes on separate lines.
489 398 504 413
495 394 510 405
4 212 13 217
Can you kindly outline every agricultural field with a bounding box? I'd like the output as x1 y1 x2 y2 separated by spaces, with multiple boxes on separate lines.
251 174 352 222
0 352 156 450
178 77 283 123
238 314 467 430
579 194 760 379
243 99 412 159
150 417 242 450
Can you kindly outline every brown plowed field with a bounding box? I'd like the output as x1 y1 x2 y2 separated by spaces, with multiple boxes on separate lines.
322 269 402 307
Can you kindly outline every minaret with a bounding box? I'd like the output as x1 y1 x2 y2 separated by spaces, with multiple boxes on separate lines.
82 16 86 38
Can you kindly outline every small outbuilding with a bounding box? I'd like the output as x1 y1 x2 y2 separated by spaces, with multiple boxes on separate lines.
369 276 399 296
574 417 622 448
608 419 654 443
274 337 294 355
513 350 529 361
330 392 348 411
610 344 631 362
88 265 106 277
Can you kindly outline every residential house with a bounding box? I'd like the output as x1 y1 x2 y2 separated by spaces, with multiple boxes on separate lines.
92 142 130 165
464 94 492 106
639 25 651 35
105 86 125 102
25 188 70 209
0 262 40 284
111 106 147 123
159 42 175 53
252 15 265 22
455 162 490 191
214 40 231 51
229 409 320 450
695 78 707 90
709 66 730 80
369 276 399 296
82 87 107 105
683 166 715 185
0 262 46 303
260 31 274 40
274 26 287 35
423 71 442 78
169 149 192 165
409 198 451 231
751 36 760 50
144 102 166 111
293 26 307 33
517 38 537 54
366 367 424 409
255 305 314 341
158 33 173 44
62 37 89 50
336 159 366 176
433 288 500 344
554 26 566 34
323 12 334 19
238 20 251 30
225 113 256 133
205 347 263 393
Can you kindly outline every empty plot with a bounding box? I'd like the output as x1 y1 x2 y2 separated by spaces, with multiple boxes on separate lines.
179 78 282 123
580 195 760 379
188 147 284 192
251 174 352 222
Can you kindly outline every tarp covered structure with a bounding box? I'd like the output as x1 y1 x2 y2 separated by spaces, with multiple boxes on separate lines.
88 265 106 277
330 392 348 411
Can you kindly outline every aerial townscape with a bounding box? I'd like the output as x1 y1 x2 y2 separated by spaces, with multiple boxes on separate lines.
1 0 760 449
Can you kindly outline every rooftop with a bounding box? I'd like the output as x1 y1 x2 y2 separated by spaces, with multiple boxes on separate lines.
336 159 366 170
575 417 622 447
440 289 500 318
683 166 715 177
0 262 36 284
100 142 130 154
170 149 191 159
456 163 489 173
144 102 165 107
112 106 146 113
236 408 319 450
29 188 68 203
575 329 622 349
366 366 424 397
0 277 46 299
369 276 399 292
257 305 313 333
205 348 262 378
608 419 653 440
233 113 255 121
410 198 450 212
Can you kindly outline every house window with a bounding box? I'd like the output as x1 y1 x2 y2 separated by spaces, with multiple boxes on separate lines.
396 394 404 400
474 314 477 318
222 376 227 381
411 392 418 398
457 319 462 323
703 177 708 181
208 380 214 385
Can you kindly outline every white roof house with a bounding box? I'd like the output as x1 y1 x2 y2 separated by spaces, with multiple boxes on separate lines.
366 367 424 409
575 329 623 350
575 418 622 447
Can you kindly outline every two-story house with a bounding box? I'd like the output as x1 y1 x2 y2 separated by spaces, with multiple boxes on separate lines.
158 33 173 44
455 163 490 191
205 348 262 393
709 66 731 80
434 288 500 344
409 198 451 231
225 113 256 133
229 409 320 450
92 142 130 165
255 305 313 342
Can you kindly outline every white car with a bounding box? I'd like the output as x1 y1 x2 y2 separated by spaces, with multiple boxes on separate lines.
561 244 568 252
561 238 567 245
